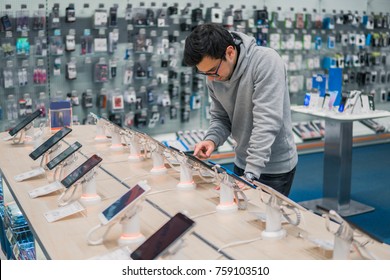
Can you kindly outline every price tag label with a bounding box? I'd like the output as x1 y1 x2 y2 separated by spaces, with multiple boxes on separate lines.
29 181 63 199
2 134 14 141
44 201 85 223
14 167 45 182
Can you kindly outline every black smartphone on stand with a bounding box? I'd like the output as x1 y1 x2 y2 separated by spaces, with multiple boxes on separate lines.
60 154 102 188
130 212 195 260
208 161 257 189
98 181 151 225
46 141 82 170
29 127 72 160
8 109 42 136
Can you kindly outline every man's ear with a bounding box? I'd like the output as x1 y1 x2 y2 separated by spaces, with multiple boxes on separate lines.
226 45 236 60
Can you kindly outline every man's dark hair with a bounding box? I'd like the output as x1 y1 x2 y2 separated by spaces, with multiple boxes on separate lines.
183 23 235 67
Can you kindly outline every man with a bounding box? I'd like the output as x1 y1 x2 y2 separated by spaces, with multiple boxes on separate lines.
183 23 298 196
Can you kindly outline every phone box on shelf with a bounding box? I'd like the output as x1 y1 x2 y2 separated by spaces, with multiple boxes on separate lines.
49 100 72 132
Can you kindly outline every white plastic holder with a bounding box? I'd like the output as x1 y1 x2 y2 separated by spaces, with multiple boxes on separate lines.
38 143 61 169
110 129 123 151
32 124 46 149
94 122 108 142
324 210 354 260
49 143 62 161
216 179 238 213
333 236 352 260
79 170 101 206
128 135 144 162
160 239 187 260
261 196 286 239
24 123 35 143
53 154 78 182
150 151 167 175
11 123 34 144
118 206 146 246
177 163 196 190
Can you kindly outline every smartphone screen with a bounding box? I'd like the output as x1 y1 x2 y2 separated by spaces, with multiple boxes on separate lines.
8 109 42 136
208 161 256 189
29 127 72 160
168 145 212 169
100 183 148 224
60 154 102 188
46 141 82 170
130 212 195 260
183 151 213 170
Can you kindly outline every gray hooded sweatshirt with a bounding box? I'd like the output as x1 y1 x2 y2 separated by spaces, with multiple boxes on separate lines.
204 31 298 178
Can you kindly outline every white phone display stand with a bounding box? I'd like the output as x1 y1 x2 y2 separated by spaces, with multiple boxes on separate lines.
94 121 108 142
58 168 100 207
12 123 34 144
118 206 146 246
325 210 354 260
14 142 61 182
126 134 144 162
11 121 45 147
32 123 46 149
79 170 101 206
109 129 124 151
333 236 352 260
261 196 286 239
39 143 62 168
150 151 167 175
177 163 196 190
24 123 35 142
52 154 78 182
216 179 238 213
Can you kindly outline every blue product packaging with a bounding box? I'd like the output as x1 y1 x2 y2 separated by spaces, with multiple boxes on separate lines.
304 93 311 106
49 100 72 131
328 68 343 106
312 74 327 97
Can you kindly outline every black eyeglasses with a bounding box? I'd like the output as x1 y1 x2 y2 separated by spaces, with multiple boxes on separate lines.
196 55 224 77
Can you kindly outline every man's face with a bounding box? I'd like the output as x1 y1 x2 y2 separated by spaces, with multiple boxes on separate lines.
196 46 236 82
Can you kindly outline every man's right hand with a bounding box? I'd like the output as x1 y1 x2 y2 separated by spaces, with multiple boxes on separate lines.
193 140 216 159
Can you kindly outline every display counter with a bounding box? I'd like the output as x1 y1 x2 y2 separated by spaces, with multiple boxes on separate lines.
0 125 389 260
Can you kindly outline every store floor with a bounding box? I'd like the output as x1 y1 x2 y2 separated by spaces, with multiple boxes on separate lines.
222 142 390 245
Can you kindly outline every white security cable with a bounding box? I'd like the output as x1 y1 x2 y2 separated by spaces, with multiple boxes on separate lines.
120 176 133 184
147 188 177 196
217 236 263 252
189 211 217 220
87 223 116 246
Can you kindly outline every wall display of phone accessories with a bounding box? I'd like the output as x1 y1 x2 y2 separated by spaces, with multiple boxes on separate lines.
0 2 212 136
0 2 389 137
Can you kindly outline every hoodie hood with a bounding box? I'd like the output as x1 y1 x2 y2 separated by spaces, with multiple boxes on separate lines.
227 31 257 83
